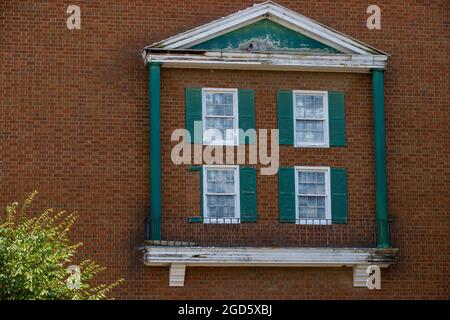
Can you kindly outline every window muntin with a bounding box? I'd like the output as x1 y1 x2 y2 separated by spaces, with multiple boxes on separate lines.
295 167 331 224
203 166 240 223
202 89 238 145
294 91 329 147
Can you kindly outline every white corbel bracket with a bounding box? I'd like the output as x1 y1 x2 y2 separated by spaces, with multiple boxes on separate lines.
169 264 186 287
353 264 383 289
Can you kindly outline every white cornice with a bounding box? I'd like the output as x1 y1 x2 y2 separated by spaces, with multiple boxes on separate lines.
144 246 398 267
145 51 388 73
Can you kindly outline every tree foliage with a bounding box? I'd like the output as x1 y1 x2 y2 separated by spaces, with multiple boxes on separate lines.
0 191 124 300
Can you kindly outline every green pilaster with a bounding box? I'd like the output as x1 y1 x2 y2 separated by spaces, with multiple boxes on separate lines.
148 62 162 240
372 69 390 248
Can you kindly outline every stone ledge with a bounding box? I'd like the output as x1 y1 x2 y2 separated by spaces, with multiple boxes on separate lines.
143 246 398 287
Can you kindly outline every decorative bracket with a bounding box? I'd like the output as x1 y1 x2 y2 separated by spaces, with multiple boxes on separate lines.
169 264 186 287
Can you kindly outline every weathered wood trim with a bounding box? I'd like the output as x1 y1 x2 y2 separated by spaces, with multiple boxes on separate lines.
144 51 387 73
144 246 398 267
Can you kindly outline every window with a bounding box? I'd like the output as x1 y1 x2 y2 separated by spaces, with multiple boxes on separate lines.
295 166 331 224
294 91 329 147
203 165 240 223
202 88 238 145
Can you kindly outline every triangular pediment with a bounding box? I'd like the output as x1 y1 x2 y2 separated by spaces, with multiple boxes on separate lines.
190 19 341 54
145 1 387 56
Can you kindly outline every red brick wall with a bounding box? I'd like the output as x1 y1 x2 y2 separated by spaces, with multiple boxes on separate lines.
160 69 377 248
1 0 448 299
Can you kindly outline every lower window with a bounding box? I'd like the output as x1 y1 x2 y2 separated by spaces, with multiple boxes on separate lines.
295 166 331 225
203 165 240 223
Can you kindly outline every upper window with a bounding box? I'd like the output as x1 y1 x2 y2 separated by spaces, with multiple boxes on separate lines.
202 88 238 145
295 166 331 224
294 91 329 147
203 165 240 223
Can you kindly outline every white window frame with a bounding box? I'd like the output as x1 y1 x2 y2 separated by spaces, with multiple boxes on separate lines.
293 90 329 148
202 88 239 146
294 166 331 225
203 165 240 224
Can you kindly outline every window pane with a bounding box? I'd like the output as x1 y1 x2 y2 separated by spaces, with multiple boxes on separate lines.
295 95 324 120
299 205 307 218
296 119 324 144
317 197 325 207
317 172 325 183
296 131 305 143
306 207 316 218
205 92 234 116
307 172 316 183
298 195 326 219
299 196 308 207
307 196 316 207
205 118 235 143
206 169 235 193
297 170 327 220
207 195 235 218
317 207 325 218
299 183 308 194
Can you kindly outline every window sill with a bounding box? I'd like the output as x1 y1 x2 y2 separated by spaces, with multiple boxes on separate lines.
294 144 330 148
188 217 241 224
296 219 332 225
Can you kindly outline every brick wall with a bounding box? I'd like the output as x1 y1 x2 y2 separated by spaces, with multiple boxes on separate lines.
1 0 448 299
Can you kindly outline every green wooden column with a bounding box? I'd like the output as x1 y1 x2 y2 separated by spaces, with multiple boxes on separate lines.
148 62 162 240
372 69 390 248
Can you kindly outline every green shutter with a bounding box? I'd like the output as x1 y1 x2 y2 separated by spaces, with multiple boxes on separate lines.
278 167 296 223
328 91 346 147
239 167 257 222
277 90 294 145
188 165 203 223
238 89 256 144
331 168 348 224
185 88 202 144
200 166 203 217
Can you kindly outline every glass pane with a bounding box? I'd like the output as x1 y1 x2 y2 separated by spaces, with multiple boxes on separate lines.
305 121 315 131
206 195 235 218
295 120 324 144
205 118 235 143
317 172 325 183
298 196 308 207
297 170 327 219
317 207 325 218
296 121 305 131
314 130 324 143
205 92 234 116
307 207 316 218
296 130 305 143
304 131 313 142
317 182 325 194
299 171 308 182
295 95 324 120
206 169 235 194
299 206 307 218
317 197 325 207
299 183 308 194
307 196 317 207
307 172 316 183
304 107 314 118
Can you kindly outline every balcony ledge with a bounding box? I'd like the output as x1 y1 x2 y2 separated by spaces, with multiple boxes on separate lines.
143 245 398 287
